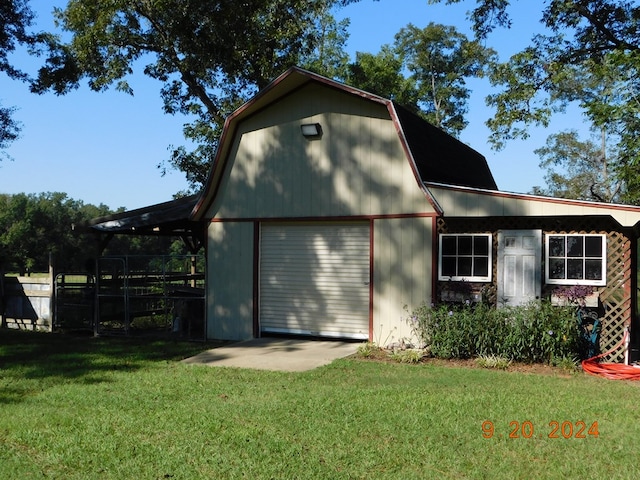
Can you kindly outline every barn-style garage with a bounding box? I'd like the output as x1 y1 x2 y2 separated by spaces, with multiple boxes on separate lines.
190 67 496 343
189 67 640 362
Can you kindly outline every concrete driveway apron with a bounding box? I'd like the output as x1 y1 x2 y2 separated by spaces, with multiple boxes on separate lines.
182 337 359 372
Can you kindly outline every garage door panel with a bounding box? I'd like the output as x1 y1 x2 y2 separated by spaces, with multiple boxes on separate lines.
260 223 370 339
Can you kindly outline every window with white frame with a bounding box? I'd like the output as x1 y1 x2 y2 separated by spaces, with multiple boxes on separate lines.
545 234 606 286
438 234 492 281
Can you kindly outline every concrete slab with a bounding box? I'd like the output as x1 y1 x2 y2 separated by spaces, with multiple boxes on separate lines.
182 337 360 372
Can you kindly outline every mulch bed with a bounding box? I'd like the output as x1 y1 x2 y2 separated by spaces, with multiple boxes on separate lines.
353 351 577 377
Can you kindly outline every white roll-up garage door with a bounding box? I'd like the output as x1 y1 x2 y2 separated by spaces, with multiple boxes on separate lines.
260 223 370 339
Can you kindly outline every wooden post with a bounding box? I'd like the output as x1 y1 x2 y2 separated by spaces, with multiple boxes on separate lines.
191 255 197 288
49 252 55 332
0 266 5 329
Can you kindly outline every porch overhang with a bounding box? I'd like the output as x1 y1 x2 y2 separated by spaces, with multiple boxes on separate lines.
83 195 205 254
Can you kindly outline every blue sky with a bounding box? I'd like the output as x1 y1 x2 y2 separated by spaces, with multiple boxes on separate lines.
0 0 588 211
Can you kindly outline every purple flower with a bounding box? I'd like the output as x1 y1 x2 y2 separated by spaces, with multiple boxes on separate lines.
547 330 554 336
448 311 454 316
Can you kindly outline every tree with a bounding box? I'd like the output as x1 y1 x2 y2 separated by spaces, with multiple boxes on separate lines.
431 1 640 201
393 23 496 135
0 193 110 274
346 46 419 109
0 0 40 157
0 105 20 155
0 192 184 274
531 129 622 203
32 0 359 191
345 23 495 136
302 8 352 82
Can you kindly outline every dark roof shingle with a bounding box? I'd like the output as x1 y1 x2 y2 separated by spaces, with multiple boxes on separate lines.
393 103 497 190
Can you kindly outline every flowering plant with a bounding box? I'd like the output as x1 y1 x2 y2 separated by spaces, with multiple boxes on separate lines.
552 285 595 306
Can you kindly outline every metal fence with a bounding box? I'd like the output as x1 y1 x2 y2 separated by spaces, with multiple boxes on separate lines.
95 255 206 340
2 255 206 341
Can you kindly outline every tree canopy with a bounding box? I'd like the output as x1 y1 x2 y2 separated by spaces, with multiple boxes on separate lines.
0 192 188 274
433 0 640 202
0 0 40 156
9 1 640 203
32 0 359 191
532 129 622 203
0 192 108 274
393 23 496 135
345 23 496 136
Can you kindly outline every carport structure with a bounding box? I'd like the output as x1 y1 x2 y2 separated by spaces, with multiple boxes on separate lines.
80 195 207 339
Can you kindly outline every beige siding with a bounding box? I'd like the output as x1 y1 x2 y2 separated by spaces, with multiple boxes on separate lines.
430 186 640 226
373 216 434 345
206 222 254 340
208 83 434 219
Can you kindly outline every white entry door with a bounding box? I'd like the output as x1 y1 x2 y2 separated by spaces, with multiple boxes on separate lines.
259 223 370 339
497 230 542 306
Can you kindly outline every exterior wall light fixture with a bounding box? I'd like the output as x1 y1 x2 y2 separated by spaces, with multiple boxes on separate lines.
301 123 322 138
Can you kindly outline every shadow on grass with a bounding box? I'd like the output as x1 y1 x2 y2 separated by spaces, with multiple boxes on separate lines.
0 329 218 404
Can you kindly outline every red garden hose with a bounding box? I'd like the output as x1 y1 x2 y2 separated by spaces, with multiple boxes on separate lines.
581 328 640 380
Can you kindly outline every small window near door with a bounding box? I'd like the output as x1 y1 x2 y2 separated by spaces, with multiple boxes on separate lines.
439 234 492 281
545 234 606 286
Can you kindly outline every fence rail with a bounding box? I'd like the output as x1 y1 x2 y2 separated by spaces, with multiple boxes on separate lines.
1 255 205 340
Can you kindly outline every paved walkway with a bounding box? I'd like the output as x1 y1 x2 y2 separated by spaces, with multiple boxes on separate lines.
182 337 360 372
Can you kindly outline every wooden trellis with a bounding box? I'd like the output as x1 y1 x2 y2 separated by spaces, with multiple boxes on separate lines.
598 231 631 363
436 217 634 363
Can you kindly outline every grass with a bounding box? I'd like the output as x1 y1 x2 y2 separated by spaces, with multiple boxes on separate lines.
1 330 640 479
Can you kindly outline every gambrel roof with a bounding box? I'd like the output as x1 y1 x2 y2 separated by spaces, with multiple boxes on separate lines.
191 67 497 220
87 67 640 236
393 103 497 190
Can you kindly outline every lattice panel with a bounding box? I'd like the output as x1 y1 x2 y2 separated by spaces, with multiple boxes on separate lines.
598 232 631 363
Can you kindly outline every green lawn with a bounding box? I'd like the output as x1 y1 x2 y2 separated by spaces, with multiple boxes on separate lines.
1 330 639 479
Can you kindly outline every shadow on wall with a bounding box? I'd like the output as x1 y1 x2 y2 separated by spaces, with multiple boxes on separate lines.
1 276 51 331
209 95 406 339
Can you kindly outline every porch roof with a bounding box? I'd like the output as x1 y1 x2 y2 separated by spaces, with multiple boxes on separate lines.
84 195 204 253
426 183 640 229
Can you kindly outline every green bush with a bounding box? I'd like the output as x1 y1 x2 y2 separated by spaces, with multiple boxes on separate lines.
408 300 581 364
389 349 424 364
475 354 512 370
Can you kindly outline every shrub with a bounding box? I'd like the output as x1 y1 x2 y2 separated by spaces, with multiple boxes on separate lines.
408 300 581 364
356 342 386 359
550 354 581 372
389 349 424 364
475 354 512 370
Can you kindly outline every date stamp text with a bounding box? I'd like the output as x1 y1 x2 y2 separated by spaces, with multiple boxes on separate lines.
482 420 599 439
